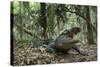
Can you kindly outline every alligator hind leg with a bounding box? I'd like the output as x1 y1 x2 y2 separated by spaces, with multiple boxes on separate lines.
72 46 88 56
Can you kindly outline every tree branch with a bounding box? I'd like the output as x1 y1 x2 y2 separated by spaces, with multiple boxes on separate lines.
65 8 87 20
15 23 46 41
15 23 33 36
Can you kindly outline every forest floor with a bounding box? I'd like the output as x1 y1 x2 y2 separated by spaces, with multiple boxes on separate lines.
13 43 97 66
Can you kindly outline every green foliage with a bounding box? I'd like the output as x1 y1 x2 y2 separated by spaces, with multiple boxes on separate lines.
47 4 56 38
30 2 40 11
11 1 20 14
11 1 97 46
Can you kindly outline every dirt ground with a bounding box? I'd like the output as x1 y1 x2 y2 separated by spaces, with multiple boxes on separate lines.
13 44 97 66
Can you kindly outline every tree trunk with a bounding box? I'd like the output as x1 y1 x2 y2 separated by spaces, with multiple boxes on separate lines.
86 6 95 44
40 3 47 39
18 2 23 40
